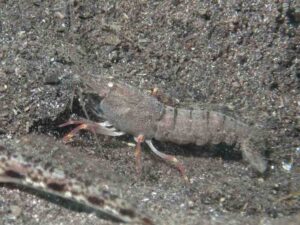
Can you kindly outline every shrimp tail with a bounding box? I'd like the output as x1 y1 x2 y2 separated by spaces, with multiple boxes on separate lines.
240 130 268 173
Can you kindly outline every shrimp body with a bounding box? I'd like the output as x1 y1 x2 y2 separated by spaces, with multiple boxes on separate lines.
93 81 267 174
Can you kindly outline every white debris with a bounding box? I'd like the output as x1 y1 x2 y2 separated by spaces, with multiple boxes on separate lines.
281 161 293 172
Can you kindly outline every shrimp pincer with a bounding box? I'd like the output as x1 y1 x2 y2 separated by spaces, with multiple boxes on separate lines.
61 78 268 180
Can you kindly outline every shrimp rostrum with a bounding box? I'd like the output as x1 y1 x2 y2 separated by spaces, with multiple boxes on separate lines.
60 78 268 180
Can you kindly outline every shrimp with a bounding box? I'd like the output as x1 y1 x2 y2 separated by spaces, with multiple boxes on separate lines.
60 78 268 180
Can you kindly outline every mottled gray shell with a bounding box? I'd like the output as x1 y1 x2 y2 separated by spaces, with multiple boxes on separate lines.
100 83 164 139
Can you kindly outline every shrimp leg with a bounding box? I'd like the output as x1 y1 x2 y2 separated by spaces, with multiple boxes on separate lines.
145 140 188 182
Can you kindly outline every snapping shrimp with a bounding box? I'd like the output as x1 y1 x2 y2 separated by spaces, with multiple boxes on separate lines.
60 78 268 181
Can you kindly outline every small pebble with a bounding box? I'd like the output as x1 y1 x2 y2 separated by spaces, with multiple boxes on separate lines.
54 12 65 19
0 85 7 92
9 205 22 218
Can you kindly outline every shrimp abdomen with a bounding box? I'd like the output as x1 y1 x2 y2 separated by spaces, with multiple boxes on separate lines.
155 107 247 146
